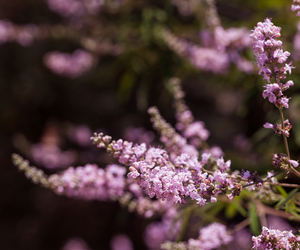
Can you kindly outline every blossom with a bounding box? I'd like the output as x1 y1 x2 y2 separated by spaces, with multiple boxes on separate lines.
43 49 96 78
250 18 295 108
49 163 126 200
263 122 274 129
288 159 299 168
252 226 300 249
292 2 300 16
110 235 133 250
267 171 275 183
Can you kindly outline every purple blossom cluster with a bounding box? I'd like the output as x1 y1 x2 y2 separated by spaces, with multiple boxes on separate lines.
12 153 172 218
48 163 126 200
110 234 133 250
47 0 126 18
188 222 233 250
43 50 96 78
264 119 292 137
292 0 300 16
241 170 264 189
144 207 181 250
148 106 199 160
91 132 240 206
252 226 300 250
67 124 93 147
62 238 90 250
168 78 223 157
0 20 37 46
31 143 76 170
250 18 295 108
161 222 232 250
272 153 299 170
161 26 252 74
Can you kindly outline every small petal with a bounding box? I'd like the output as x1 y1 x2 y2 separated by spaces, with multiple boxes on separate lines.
263 122 274 129
288 159 299 168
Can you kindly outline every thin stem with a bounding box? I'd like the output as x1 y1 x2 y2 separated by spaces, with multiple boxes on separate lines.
279 108 290 159
227 218 249 234
262 169 286 181
265 182 300 188
202 168 214 175
278 109 300 178
290 167 300 178
252 198 267 228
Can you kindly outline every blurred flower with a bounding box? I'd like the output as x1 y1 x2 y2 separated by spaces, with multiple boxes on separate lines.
110 234 133 250
62 237 90 250
44 49 96 78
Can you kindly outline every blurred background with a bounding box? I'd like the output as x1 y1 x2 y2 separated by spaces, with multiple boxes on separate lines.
1 0 300 249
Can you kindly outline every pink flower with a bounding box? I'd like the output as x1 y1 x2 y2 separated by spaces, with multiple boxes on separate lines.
263 122 274 129
288 159 299 168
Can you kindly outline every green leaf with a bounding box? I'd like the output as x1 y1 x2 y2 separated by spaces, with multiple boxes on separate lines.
249 202 261 235
275 189 299 210
276 186 288 197
232 199 248 217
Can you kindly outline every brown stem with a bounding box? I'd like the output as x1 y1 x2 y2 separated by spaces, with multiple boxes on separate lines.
279 108 291 160
265 182 300 188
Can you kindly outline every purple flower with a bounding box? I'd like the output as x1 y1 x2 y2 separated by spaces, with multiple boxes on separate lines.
267 171 275 183
288 159 299 167
241 170 251 179
252 226 300 250
216 157 231 172
188 223 233 250
43 49 96 78
262 84 282 103
277 96 290 108
263 122 274 129
251 18 295 109
110 235 133 250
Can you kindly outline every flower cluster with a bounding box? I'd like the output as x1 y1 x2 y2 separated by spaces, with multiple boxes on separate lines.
263 119 292 137
43 50 96 78
250 18 295 108
252 226 300 250
272 153 299 170
161 28 252 74
168 78 222 156
0 20 37 46
144 207 181 249
91 132 241 206
148 106 199 159
161 222 232 250
12 153 172 218
292 0 300 16
31 143 76 169
46 0 126 19
241 170 264 188
48 163 126 200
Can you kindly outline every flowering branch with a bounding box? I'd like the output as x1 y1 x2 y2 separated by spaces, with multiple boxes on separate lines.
250 18 300 178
